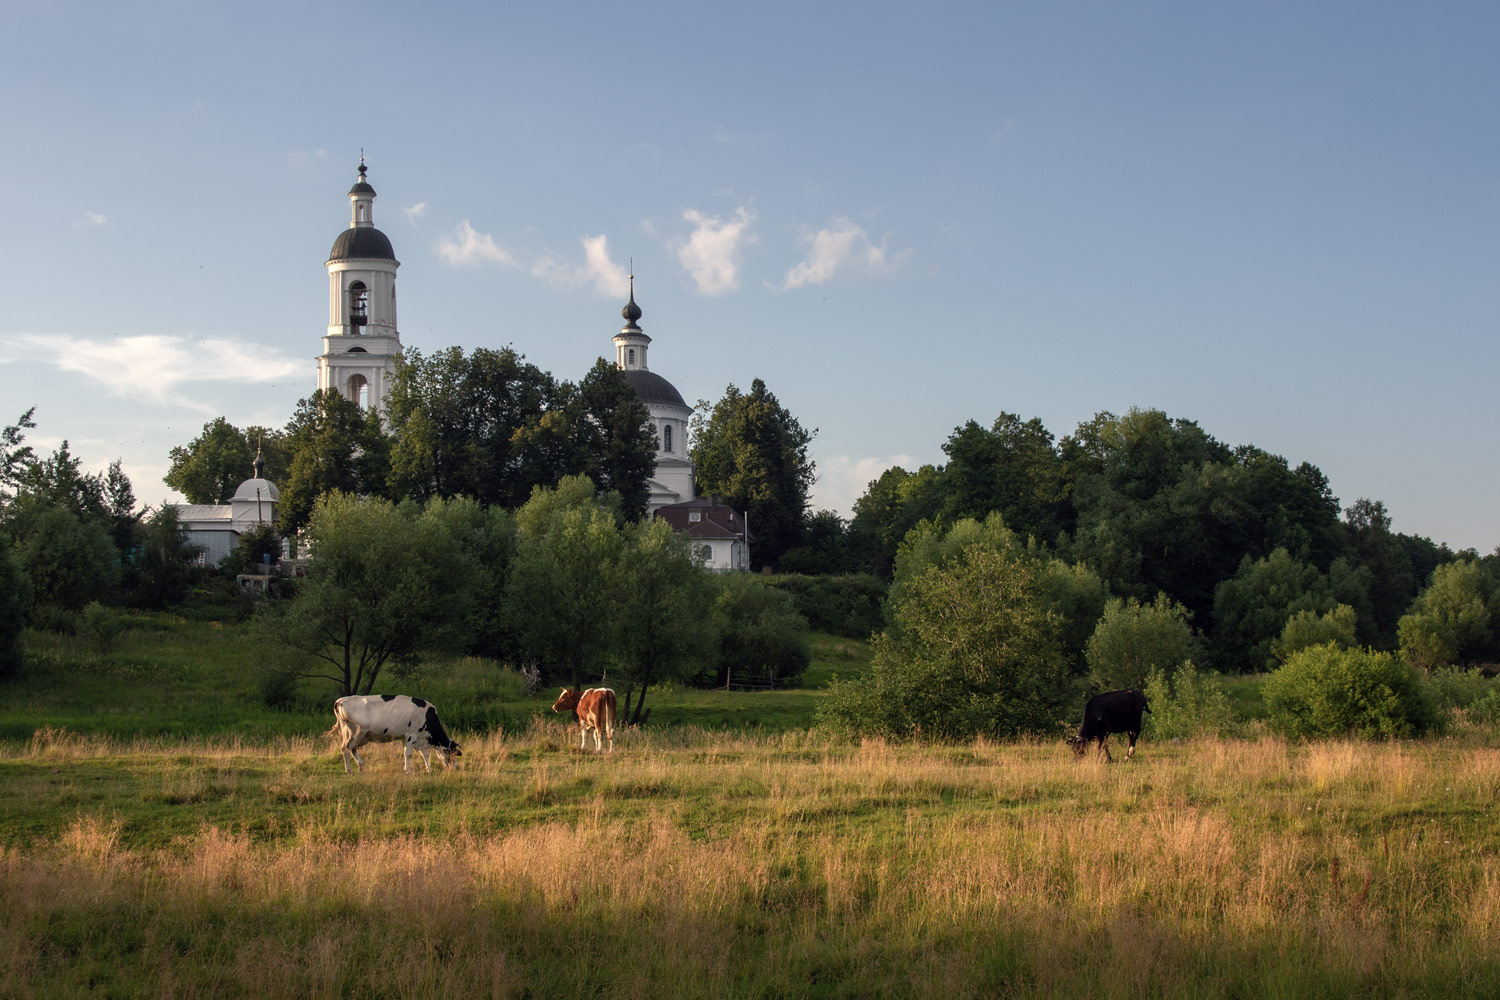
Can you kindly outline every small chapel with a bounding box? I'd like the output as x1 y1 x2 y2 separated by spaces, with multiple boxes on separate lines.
313 160 749 566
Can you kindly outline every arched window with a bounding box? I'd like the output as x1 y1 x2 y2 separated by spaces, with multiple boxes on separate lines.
663 424 672 453
349 281 369 327
347 374 369 409
628 348 636 366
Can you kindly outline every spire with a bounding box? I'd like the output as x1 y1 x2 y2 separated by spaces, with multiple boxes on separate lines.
252 434 265 479
621 269 643 333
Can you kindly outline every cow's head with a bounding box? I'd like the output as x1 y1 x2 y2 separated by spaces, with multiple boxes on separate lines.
436 740 462 768
551 688 579 713
1067 735 1087 758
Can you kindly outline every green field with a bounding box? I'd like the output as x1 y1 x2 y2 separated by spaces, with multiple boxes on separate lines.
3 618 1499 998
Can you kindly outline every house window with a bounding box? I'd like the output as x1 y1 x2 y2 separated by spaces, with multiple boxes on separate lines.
695 544 713 564
663 425 672 453
349 281 369 327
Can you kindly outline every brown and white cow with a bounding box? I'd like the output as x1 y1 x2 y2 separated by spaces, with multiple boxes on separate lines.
552 687 616 752
332 694 462 773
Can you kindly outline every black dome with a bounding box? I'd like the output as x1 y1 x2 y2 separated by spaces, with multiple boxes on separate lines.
623 370 686 408
329 227 396 262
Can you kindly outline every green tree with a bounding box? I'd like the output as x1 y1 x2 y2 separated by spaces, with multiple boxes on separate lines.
0 548 31 678
1085 593 1203 691
7 501 118 612
710 573 811 689
1264 644 1437 739
164 417 285 505
1398 560 1496 670
938 413 1068 543
419 495 518 658
506 476 625 688
257 492 478 695
819 542 1066 741
0 407 37 506
557 360 656 521
613 518 716 722
1212 548 1335 672
386 346 559 508
278 391 391 536
849 463 944 578
691 379 816 570
1272 604 1359 664
1342 498 1417 645
123 505 201 610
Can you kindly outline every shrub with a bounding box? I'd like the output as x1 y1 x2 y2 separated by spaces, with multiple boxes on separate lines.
1264 643 1438 739
1141 660 1236 740
80 601 121 655
1085 592 1202 691
28 603 78 635
710 574 811 687
819 541 1066 741
1426 666 1493 713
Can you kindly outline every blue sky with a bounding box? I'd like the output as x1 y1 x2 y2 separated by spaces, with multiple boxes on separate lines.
2 1 1495 551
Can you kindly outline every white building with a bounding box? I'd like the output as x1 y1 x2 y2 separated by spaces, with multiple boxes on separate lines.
316 159 402 416
653 496 751 571
175 452 280 566
612 279 696 512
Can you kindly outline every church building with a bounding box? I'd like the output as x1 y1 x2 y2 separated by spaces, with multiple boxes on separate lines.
305 160 747 562
316 159 403 416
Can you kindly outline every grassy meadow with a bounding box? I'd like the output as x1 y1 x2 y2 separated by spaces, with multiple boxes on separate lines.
3 616 1500 998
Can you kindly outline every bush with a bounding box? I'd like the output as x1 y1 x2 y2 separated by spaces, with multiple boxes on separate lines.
28 603 78 635
1085 592 1202 691
80 601 121 655
1264 643 1438 739
819 541 1066 741
1426 666 1493 713
1141 660 1236 740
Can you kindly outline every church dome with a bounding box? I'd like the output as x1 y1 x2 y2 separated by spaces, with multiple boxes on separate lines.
328 227 397 262
231 477 279 503
623 369 686 408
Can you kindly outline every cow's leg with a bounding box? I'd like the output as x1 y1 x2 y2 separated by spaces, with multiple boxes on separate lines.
1126 731 1138 760
345 729 367 772
403 740 413 772
1099 737 1113 763
419 747 433 772
580 726 588 751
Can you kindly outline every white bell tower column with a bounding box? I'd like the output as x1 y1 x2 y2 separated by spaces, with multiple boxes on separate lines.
316 158 402 416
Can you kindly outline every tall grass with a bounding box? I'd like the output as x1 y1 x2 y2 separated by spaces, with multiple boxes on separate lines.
4 729 1500 998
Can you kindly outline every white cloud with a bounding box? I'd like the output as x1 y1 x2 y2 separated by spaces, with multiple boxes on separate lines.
437 220 517 267
437 223 630 297
530 234 630 298
403 202 428 225
809 453 917 518
779 217 911 291
0 332 303 408
676 207 755 296
78 212 107 227
287 149 327 167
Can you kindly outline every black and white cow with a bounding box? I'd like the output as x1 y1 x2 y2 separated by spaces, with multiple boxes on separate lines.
332 694 462 773
1069 689 1150 762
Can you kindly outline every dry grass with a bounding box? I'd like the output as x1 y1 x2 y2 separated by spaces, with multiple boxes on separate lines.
2 731 1499 997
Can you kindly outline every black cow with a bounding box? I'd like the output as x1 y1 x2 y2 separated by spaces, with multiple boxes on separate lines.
1069 689 1150 762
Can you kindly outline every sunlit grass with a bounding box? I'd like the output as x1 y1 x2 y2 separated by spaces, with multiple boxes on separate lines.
4 729 1500 997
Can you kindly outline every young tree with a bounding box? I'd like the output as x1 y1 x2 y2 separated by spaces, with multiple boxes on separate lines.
258 492 478 695
613 518 716 723
691 379 816 570
1398 560 1497 670
710 573 811 690
0 407 36 503
1085 593 1203 690
1272 604 1359 664
124 505 201 610
506 476 626 688
1212 548 1335 672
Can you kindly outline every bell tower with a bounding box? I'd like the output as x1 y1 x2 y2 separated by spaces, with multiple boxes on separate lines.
316 158 402 415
